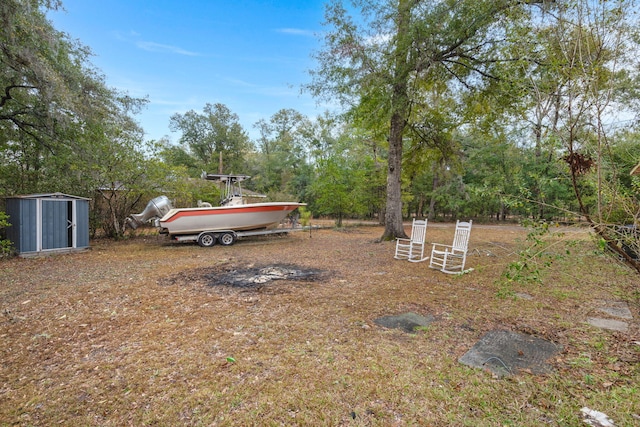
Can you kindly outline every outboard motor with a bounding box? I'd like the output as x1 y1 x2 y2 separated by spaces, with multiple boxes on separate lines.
126 195 173 229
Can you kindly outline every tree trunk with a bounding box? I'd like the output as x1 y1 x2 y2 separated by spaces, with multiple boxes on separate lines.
382 112 407 240
378 205 385 225
428 165 440 220
381 0 412 241
417 194 424 219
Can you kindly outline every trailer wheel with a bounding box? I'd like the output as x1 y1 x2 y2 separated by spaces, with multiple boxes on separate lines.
197 232 217 247
218 232 236 246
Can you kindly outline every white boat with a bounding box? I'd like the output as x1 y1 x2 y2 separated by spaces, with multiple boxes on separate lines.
158 201 304 235
127 173 305 246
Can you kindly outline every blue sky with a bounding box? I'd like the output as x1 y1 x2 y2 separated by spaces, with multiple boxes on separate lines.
49 1 331 143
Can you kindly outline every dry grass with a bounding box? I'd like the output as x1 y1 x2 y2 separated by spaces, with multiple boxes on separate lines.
1 222 638 426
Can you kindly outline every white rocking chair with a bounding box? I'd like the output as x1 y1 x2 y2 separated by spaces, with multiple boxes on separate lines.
429 220 472 274
394 219 429 262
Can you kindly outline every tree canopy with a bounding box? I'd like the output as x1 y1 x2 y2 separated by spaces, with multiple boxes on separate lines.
168 103 253 175
308 0 554 239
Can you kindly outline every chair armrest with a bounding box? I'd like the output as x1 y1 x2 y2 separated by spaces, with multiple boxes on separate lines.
431 243 454 251
432 243 467 256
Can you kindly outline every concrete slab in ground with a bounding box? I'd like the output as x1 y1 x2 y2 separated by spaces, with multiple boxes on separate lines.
598 301 632 320
587 317 629 332
374 312 435 333
459 330 562 377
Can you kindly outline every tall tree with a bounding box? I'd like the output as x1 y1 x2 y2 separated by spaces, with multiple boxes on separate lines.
252 109 307 195
1 0 105 155
169 103 252 175
308 129 371 225
0 0 171 241
309 0 549 239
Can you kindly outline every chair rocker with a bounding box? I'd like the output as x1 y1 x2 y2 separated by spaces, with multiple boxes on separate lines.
394 219 429 262
429 220 472 274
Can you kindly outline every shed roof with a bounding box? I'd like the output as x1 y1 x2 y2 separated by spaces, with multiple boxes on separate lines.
5 192 91 201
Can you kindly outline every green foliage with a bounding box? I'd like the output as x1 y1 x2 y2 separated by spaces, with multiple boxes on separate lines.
169 103 253 175
305 121 384 225
1 0 152 240
251 109 308 196
308 0 562 237
0 210 12 258
298 206 312 227
1 0 76 150
500 220 577 291
190 184 220 208
309 157 361 227
157 139 201 177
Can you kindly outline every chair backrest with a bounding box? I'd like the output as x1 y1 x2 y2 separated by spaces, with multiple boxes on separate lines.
410 219 428 244
452 220 472 251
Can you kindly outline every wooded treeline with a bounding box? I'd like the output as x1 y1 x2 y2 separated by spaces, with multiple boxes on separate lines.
1 0 639 269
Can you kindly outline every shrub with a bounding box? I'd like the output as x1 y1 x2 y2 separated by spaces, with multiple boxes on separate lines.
0 211 13 259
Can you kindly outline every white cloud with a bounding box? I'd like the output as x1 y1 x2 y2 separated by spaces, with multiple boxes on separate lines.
225 78 256 88
225 79 297 98
111 30 140 41
275 28 315 37
136 41 201 56
111 30 201 56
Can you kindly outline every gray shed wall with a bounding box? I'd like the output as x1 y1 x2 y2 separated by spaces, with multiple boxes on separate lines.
6 198 37 253
76 200 89 248
5 195 90 255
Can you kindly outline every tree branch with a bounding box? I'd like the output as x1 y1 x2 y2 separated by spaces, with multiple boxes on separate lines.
0 84 38 108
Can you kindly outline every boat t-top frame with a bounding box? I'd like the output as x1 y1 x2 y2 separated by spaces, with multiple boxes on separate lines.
201 173 252 206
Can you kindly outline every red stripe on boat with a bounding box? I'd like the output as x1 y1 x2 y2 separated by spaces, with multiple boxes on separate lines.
162 205 297 223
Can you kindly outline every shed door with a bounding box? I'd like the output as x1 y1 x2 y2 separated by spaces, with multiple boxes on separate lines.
41 200 72 250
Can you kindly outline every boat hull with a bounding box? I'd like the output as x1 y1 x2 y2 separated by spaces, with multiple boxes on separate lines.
158 202 304 236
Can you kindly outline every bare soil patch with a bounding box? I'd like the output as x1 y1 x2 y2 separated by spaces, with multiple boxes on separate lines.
160 263 327 289
1 223 638 426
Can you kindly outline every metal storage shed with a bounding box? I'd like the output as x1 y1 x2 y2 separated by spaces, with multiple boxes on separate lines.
5 193 90 256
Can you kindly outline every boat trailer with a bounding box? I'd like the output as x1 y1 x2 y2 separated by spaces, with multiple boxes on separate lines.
167 227 306 247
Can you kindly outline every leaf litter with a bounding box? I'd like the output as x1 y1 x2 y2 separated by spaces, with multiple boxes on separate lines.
0 223 638 425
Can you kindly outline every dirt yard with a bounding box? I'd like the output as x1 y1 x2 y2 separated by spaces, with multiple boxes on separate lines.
1 223 638 426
